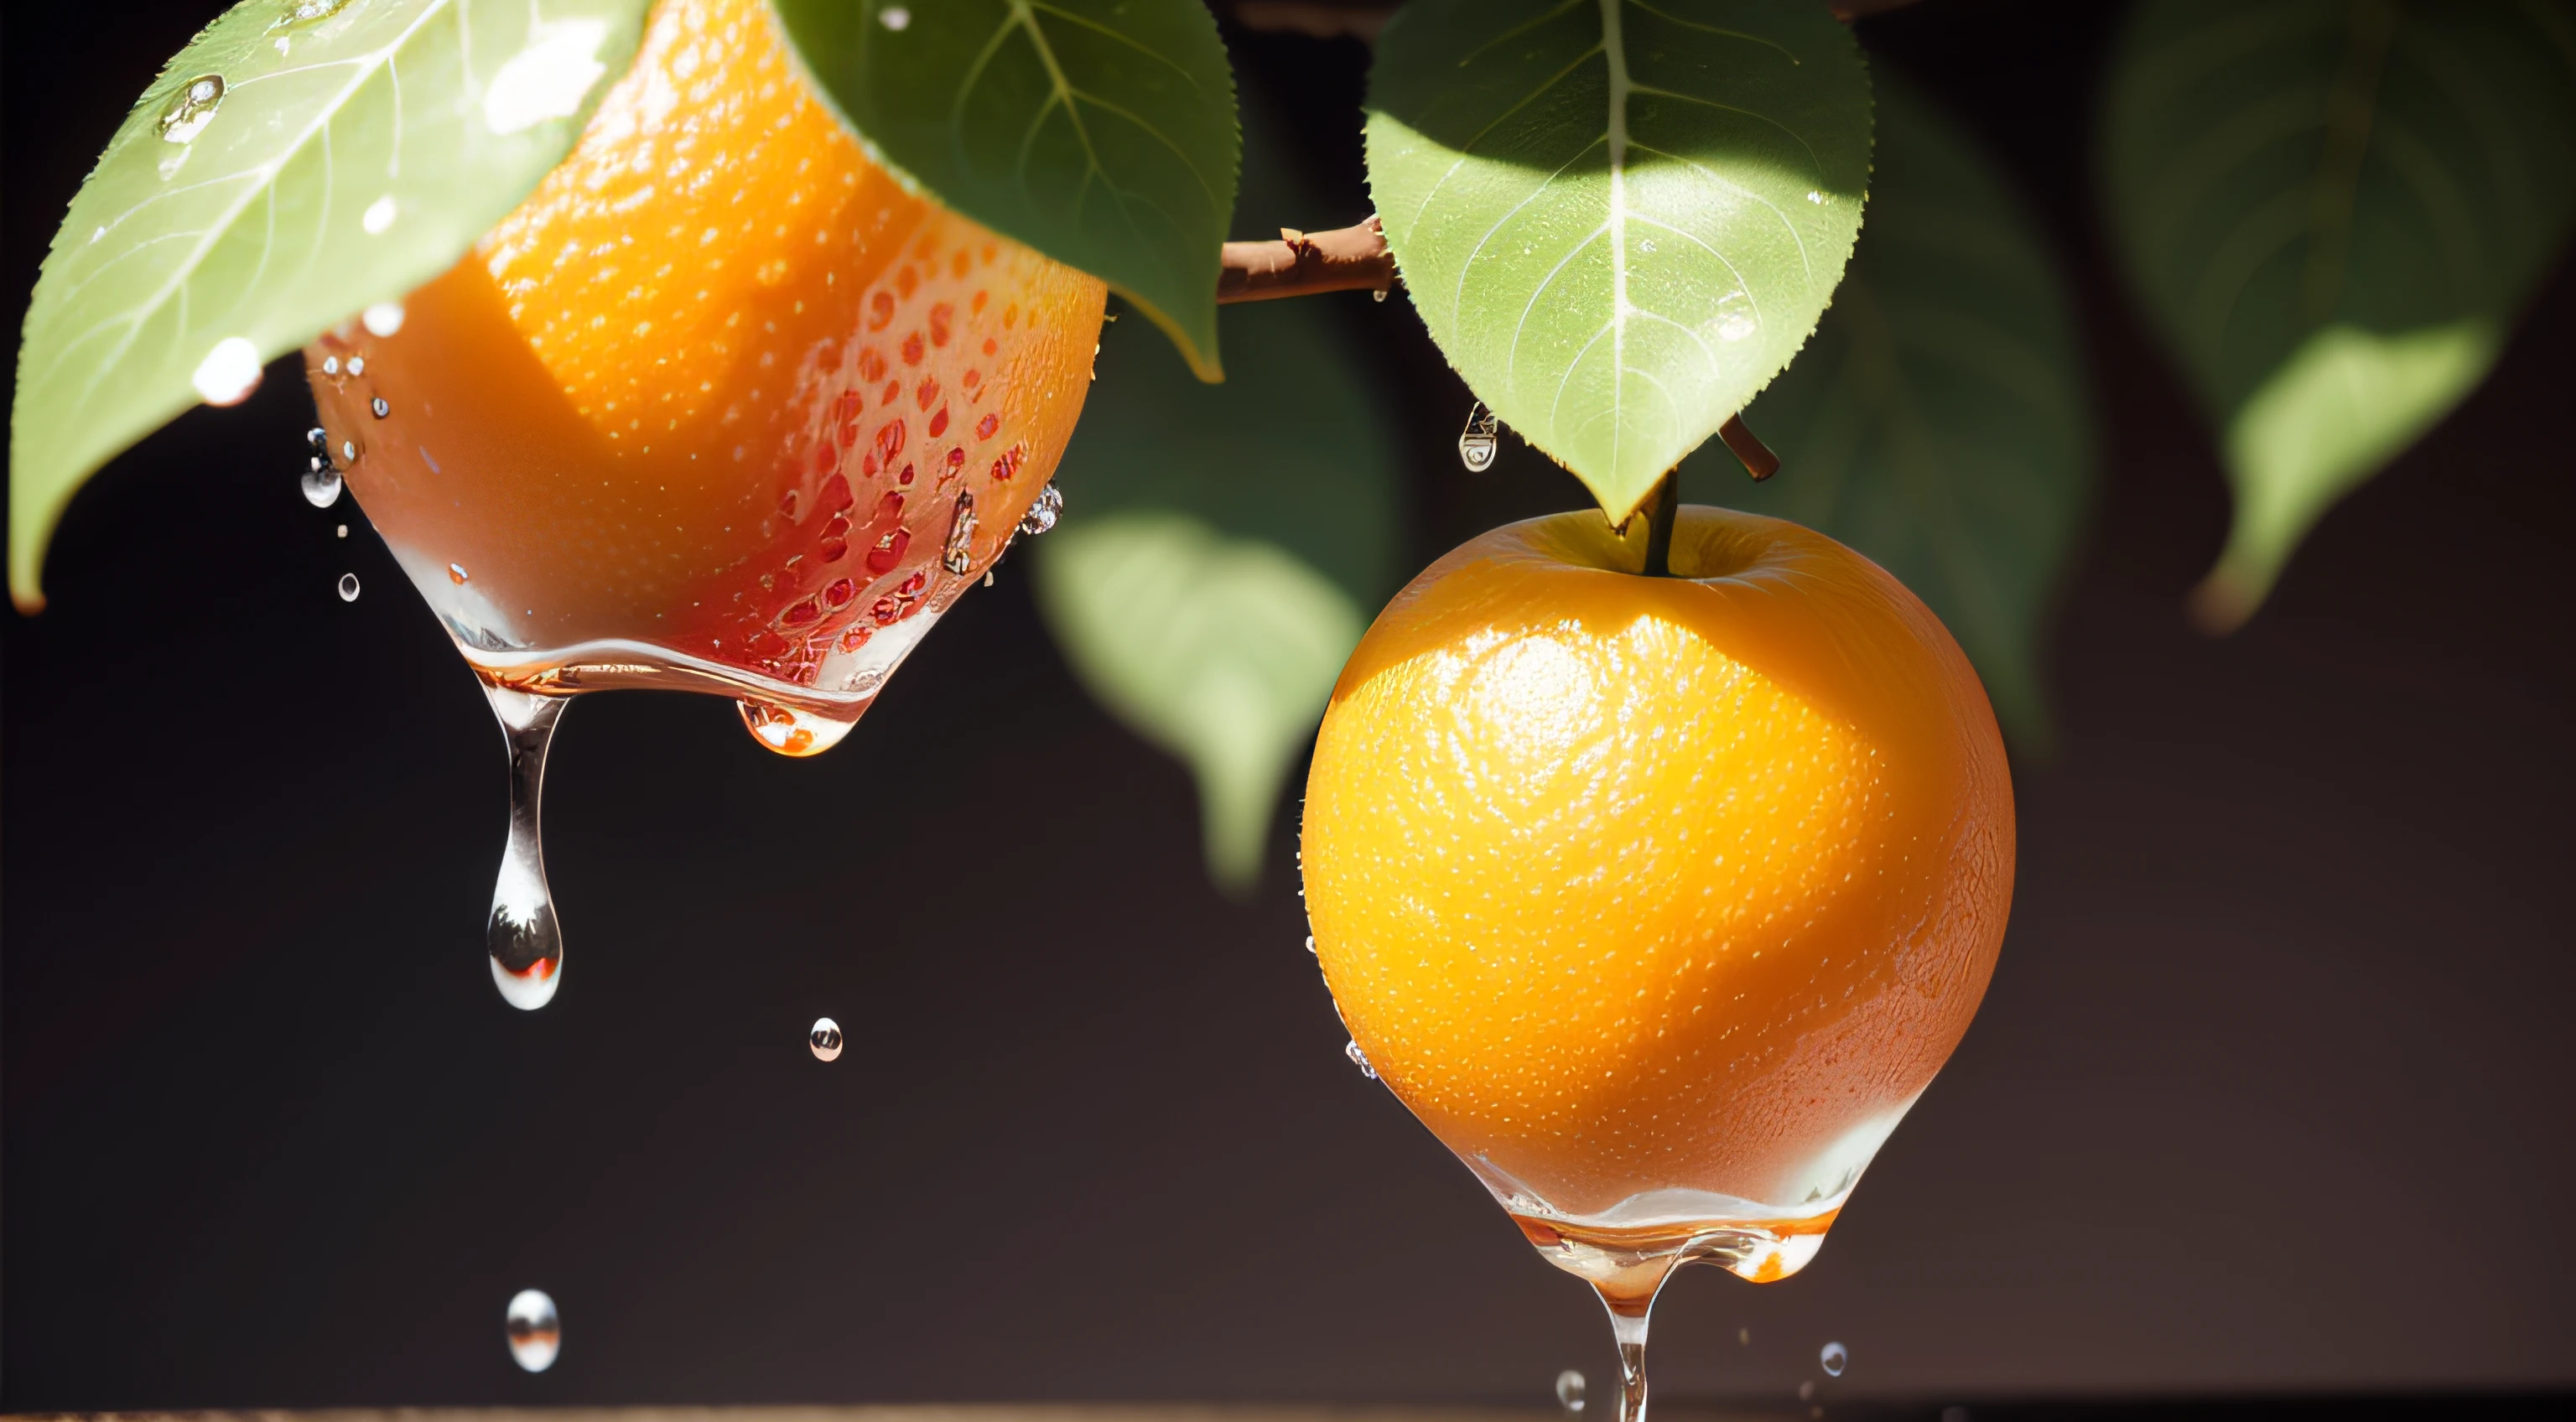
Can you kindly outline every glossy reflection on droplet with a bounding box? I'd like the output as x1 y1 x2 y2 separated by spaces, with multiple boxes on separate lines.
505 1288 559 1372
809 1017 844 1061
336 573 361 601
486 688 569 1010
371 396 392 418
1820 1342 1847 1378
303 465 344 507
158 75 225 143
1345 1039 1377 1079
1556 1369 1587 1416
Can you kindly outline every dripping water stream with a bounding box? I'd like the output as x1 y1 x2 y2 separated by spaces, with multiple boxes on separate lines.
485 686 569 1009
1595 1262 1679 1422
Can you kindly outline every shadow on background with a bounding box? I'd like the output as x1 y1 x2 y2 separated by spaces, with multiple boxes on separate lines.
4 0 2572 1409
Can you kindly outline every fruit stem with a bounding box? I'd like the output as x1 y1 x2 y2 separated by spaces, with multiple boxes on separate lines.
1719 415 1780 482
1642 472 1679 579
1218 216 1396 304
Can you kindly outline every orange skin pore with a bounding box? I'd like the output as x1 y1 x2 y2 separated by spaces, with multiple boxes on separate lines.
1301 507 2013 1230
308 0 1104 690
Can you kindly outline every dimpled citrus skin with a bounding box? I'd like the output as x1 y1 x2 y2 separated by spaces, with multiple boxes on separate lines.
309 0 1104 678
1302 507 2012 1220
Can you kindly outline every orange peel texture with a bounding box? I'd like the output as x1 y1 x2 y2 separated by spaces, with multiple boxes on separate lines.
1301 507 2013 1226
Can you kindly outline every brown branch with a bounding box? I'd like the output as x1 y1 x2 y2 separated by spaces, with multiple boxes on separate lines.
1217 216 1398 304
1719 415 1780 482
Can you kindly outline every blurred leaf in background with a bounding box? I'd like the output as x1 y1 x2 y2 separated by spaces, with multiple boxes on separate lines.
2103 0 2576 632
1033 93 1404 892
1684 73 2095 753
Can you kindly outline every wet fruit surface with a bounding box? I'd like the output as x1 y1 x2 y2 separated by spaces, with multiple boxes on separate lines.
1301 507 2013 1223
307 0 1104 701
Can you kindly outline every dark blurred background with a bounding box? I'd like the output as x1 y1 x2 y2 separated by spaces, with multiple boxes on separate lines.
6 0 2573 1409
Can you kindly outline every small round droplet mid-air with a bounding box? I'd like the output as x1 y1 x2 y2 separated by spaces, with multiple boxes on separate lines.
336 573 361 602
1345 1039 1377 1080
371 396 392 418
505 1288 559 1373
302 467 344 507
1555 1369 1587 1416
1820 1342 1848 1378
158 75 225 144
809 1017 844 1061
335 524 348 538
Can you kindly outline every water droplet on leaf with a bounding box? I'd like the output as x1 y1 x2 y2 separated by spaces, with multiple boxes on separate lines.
158 75 225 143
361 195 397 235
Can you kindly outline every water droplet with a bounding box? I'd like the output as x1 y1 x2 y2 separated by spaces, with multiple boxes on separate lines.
280 0 351 24
809 1017 844 1061
362 301 405 336
1345 1039 1377 1079
1556 1369 1587 1415
335 523 348 538
942 490 977 574
880 6 911 30
158 75 225 143
735 700 858 758
336 573 361 601
371 396 391 418
505 1288 559 1373
1305 935 1317 954
1015 483 1063 538
484 21 611 136
1374 287 1389 302
302 467 344 507
307 426 330 457
361 195 397 235
449 563 470 584
342 439 360 463
486 688 569 1010
191 336 263 405
346 356 365 376
321 355 340 377
1820 1342 1847 1378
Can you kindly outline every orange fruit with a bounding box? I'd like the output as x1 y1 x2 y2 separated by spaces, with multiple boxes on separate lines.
1301 506 2012 1297
307 0 1106 751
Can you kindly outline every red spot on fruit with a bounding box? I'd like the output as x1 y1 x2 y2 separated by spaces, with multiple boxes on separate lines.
875 418 906 464
929 304 953 346
839 625 873 652
972 290 989 316
749 630 791 658
981 337 997 356
862 452 878 477
825 579 857 608
880 379 901 406
838 420 862 449
917 377 940 410
821 474 853 511
781 597 822 626
975 412 1000 440
873 491 905 523
901 330 925 366
867 528 911 573
945 447 966 474
896 266 919 299
857 348 886 381
867 292 895 330
899 571 927 596
834 388 865 423
951 251 971 279
871 596 901 625
814 442 838 475
820 537 849 563
929 407 949 439
990 441 1026 481
897 462 916 485
963 369 982 390
1004 303 1019 328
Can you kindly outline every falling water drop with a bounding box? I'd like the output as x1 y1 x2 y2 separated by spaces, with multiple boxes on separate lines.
1344 1039 1376 1079
486 687 569 1009
809 1017 844 1061
335 524 348 538
1556 1369 1587 1416
336 573 361 601
303 466 344 507
1820 1342 1847 1378
505 1288 559 1372
158 75 226 143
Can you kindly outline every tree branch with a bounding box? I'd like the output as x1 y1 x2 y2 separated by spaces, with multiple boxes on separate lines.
1217 216 1398 304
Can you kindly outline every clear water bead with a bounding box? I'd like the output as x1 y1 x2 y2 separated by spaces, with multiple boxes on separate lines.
1344 1039 1376 1079
370 396 391 418
1016 484 1063 538
1555 1369 1587 1415
158 75 225 143
336 573 360 602
505 1288 559 1372
809 1017 844 1061
1820 1342 1848 1377
301 467 343 508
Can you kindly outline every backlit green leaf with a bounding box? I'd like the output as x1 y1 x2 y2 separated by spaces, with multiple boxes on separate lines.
773 0 1239 382
1365 0 1871 522
1033 93 1400 892
1685 75 2094 752
8 0 650 612
2103 0 2576 631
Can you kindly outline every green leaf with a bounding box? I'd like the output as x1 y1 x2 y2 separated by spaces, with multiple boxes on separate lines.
1032 91 1402 891
1682 74 2094 752
2102 0 2576 631
1364 0 1871 522
9 0 649 612
772 0 1239 382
